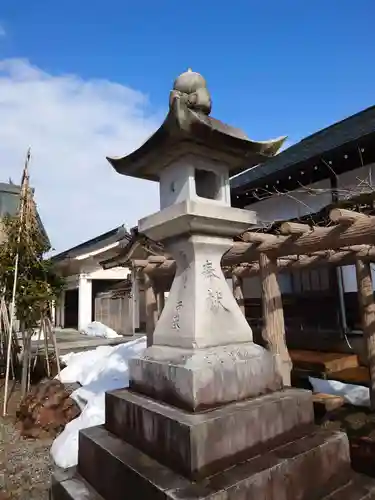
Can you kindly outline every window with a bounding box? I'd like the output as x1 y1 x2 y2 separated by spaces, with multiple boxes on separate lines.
195 169 220 200
291 268 330 293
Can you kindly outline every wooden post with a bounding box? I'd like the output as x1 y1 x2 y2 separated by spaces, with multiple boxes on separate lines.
259 252 292 386
156 291 165 318
232 274 245 315
355 258 375 410
143 272 158 347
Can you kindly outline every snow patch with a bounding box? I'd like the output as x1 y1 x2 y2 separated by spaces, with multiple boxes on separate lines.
51 336 147 469
80 321 120 338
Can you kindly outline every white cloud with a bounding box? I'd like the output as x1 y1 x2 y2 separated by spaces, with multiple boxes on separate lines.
0 25 5 37
0 58 162 252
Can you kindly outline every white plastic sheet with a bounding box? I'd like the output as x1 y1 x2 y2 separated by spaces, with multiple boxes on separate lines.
309 376 370 407
51 336 147 469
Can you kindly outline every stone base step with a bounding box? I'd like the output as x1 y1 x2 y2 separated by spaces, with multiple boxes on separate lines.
105 387 314 480
51 468 104 500
51 470 375 500
323 474 375 499
72 425 352 499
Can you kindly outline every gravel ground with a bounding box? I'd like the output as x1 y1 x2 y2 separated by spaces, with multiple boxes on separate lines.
1 382 53 500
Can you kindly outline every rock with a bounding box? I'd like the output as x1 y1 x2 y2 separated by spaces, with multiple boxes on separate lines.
30 353 66 384
16 379 81 439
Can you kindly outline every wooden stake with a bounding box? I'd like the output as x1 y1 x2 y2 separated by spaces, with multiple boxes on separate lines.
43 319 51 378
259 252 292 387
45 316 61 380
20 328 29 398
355 258 375 410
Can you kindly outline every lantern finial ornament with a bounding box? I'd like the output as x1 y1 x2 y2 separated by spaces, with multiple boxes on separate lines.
170 68 212 115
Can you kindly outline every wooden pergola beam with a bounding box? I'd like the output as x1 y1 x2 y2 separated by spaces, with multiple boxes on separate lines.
230 250 360 277
133 244 375 279
130 211 375 280
279 222 314 235
229 209 375 264
330 208 371 224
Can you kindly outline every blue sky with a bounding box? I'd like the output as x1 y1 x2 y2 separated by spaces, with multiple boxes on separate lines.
0 1 374 250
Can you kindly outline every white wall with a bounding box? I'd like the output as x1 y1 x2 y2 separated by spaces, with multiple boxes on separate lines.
337 163 375 196
246 179 332 224
242 179 331 299
338 164 375 292
243 172 375 294
65 275 79 290
87 265 130 280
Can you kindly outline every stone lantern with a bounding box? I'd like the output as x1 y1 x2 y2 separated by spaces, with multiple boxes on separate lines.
51 69 374 500
107 68 286 410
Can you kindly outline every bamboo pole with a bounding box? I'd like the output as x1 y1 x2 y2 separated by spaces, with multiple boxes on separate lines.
3 148 30 415
259 253 292 387
45 316 61 381
355 259 375 410
20 328 29 397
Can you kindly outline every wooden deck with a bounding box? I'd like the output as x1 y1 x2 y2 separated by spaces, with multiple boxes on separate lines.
327 366 370 386
290 349 370 387
290 349 360 374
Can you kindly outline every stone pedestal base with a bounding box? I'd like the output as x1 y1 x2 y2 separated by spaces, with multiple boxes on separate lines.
51 388 375 499
129 342 282 411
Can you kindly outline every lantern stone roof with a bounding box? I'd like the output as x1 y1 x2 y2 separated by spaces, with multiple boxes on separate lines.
107 69 286 181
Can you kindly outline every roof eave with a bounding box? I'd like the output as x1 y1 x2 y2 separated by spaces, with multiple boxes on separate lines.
106 99 287 181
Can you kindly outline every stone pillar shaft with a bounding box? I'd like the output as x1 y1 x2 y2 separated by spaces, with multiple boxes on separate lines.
153 234 252 349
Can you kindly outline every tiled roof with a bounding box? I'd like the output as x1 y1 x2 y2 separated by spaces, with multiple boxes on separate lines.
231 105 375 190
51 226 130 263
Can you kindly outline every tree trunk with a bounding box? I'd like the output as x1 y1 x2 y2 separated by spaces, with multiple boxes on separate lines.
355 258 375 410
